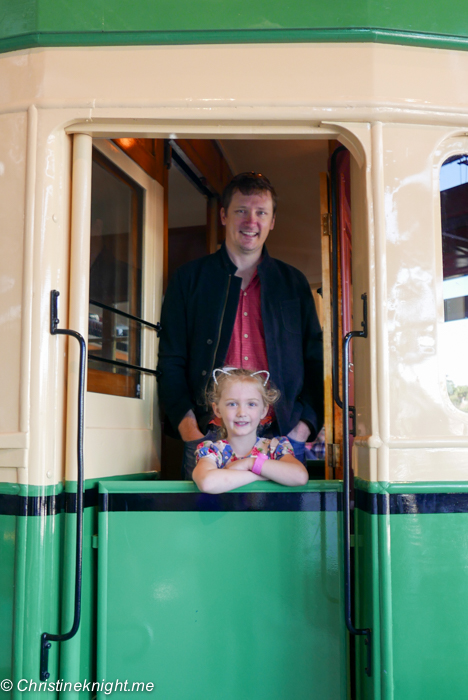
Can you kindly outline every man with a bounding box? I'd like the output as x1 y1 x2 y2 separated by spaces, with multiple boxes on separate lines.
157 172 323 478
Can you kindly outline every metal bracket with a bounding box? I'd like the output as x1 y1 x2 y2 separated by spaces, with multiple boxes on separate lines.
164 140 172 170
322 212 332 236
349 405 356 438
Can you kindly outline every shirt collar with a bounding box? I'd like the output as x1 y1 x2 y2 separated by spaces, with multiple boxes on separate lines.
218 241 271 274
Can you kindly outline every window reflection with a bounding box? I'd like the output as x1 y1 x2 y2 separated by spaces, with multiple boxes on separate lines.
88 149 143 398
440 156 468 413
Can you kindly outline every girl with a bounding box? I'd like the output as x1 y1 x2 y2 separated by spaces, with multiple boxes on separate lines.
193 367 309 494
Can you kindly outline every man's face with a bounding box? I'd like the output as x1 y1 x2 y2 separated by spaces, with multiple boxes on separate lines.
221 189 276 258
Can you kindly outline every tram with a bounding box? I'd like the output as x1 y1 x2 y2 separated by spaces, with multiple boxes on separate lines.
2 2 468 698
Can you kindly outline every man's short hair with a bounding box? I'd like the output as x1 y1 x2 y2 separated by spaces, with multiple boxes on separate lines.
221 172 278 215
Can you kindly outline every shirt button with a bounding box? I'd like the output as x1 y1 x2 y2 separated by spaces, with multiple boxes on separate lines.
244 356 248 361
244 334 248 338
244 312 248 317
202 370 207 376
207 339 213 345
244 292 247 296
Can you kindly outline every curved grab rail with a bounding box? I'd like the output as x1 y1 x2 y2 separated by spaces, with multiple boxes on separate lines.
342 293 372 677
40 290 86 681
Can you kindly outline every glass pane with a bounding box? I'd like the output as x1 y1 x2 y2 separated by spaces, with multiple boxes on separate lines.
440 155 468 413
88 150 143 398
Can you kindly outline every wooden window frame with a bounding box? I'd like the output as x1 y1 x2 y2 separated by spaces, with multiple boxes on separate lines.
88 148 144 398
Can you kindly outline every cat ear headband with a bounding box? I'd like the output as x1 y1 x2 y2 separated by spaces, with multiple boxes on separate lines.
212 367 270 386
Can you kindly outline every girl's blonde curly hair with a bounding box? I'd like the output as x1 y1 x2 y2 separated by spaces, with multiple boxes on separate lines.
206 367 280 438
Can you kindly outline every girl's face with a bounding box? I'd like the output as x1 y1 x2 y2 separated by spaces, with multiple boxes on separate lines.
213 380 268 440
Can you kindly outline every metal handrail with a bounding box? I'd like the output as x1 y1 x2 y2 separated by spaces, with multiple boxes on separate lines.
89 299 161 334
88 353 160 377
40 290 86 680
342 293 372 677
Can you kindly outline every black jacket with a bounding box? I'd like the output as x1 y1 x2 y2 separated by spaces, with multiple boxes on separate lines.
157 243 323 439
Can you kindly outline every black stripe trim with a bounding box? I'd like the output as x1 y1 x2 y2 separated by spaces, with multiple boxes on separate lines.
355 490 468 515
100 491 343 513
0 488 97 517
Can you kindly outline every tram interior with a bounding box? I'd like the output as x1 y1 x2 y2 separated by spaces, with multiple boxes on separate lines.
87 137 338 480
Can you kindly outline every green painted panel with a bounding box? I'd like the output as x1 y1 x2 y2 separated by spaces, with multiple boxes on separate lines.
354 509 381 700
355 477 468 494
2 0 468 52
97 482 346 700
390 512 468 699
0 515 15 693
354 480 468 699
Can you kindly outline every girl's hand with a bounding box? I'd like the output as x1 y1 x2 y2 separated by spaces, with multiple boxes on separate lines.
226 457 255 471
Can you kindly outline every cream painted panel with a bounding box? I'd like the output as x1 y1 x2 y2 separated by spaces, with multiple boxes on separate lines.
0 112 26 435
390 448 468 483
4 45 468 123
2 45 468 485
85 428 158 478
353 444 378 482
350 147 373 441
382 125 460 437
0 469 20 485
379 125 468 481
27 112 72 488
84 140 163 480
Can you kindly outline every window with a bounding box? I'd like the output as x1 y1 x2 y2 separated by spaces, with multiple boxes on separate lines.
440 155 468 413
88 148 143 398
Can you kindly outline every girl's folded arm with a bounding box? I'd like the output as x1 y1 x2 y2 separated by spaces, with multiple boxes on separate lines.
260 454 309 487
193 457 263 494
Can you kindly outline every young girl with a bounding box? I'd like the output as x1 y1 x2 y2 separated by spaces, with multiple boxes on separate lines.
192 367 309 494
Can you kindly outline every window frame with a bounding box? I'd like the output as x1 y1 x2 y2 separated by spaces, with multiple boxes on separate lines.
85 139 162 439
435 135 468 420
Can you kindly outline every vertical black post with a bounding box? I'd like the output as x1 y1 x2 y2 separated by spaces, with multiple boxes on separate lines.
342 293 372 677
40 290 86 681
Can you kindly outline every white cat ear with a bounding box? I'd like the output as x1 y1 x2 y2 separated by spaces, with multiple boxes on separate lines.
251 370 270 386
212 367 236 385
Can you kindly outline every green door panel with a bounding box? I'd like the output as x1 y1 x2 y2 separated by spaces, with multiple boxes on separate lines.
97 481 346 700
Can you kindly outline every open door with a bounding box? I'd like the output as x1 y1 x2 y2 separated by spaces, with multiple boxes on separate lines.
320 147 353 481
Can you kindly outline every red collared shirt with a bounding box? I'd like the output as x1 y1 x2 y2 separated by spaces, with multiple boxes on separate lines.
225 270 268 373
221 270 274 426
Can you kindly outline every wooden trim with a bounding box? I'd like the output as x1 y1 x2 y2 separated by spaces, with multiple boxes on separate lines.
174 139 232 196
206 197 219 254
113 138 165 186
87 368 137 397
320 172 334 480
163 151 169 291
89 147 143 399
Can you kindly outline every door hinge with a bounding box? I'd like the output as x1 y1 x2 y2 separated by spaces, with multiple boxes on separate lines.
322 213 332 236
328 443 340 468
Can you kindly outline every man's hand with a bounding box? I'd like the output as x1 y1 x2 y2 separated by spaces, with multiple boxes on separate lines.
178 410 204 442
287 420 310 442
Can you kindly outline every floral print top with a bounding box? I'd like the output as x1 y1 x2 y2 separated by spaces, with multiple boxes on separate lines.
195 436 294 469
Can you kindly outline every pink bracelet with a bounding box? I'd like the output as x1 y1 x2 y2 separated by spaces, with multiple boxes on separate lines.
251 453 268 476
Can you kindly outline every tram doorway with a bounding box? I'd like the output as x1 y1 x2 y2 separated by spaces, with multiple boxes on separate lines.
83 136 356 483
